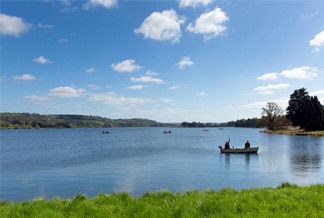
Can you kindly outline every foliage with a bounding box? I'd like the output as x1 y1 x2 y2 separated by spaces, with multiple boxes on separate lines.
181 118 266 128
0 113 169 129
1 184 323 217
286 88 324 131
262 102 284 130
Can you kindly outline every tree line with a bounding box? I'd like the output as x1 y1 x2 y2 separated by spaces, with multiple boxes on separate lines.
0 113 169 129
262 88 324 131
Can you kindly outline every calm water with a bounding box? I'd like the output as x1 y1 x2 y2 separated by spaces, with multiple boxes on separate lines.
1 127 323 202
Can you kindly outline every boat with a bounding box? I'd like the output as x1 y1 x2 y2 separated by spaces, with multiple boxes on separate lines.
218 146 259 154
163 130 172 134
102 131 110 134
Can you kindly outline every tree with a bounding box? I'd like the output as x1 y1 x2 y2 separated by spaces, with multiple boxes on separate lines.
286 88 310 127
286 88 324 131
303 96 324 131
262 102 283 130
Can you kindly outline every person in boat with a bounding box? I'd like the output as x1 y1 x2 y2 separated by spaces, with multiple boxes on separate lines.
244 140 250 149
224 139 230 149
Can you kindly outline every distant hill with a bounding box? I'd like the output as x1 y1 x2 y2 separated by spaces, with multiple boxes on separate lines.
0 113 175 129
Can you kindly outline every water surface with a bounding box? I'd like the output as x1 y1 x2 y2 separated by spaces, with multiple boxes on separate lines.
1 127 323 201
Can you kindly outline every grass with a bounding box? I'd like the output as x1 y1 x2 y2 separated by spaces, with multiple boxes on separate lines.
262 129 324 136
1 183 323 217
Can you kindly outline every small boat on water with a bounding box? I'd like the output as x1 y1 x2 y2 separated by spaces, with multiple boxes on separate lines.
163 130 172 134
102 131 110 134
218 146 259 154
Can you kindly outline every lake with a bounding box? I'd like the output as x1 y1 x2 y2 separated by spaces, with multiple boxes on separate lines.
1 127 323 202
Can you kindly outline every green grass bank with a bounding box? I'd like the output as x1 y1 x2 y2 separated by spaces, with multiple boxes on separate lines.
1 183 323 217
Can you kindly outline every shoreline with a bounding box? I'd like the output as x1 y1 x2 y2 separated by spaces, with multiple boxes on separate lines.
261 129 324 137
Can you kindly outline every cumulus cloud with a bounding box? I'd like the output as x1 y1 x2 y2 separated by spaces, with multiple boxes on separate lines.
33 56 53 64
254 83 291 95
310 30 324 50
0 13 31 37
128 85 145 90
176 56 194 69
130 76 165 84
88 92 150 105
186 7 228 40
111 59 142 73
280 66 318 80
179 0 214 8
257 72 279 81
134 9 185 43
13 74 36 81
83 0 117 9
49 86 85 98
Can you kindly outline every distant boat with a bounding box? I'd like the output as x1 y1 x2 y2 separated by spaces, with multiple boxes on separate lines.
163 130 172 134
218 146 259 154
102 131 110 134
203 129 209 131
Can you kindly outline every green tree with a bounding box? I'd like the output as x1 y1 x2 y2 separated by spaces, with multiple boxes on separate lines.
262 102 283 130
286 88 310 127
303 96 324 131
286 88 324 131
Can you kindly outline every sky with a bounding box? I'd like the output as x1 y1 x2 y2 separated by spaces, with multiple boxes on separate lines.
1 0 324 123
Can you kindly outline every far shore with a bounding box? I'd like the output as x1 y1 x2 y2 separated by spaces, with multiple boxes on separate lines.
261 129 324 137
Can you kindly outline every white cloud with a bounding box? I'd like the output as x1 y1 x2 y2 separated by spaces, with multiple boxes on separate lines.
49 86 85 98
13 74 36 81
83 0 117 9
88 92 150 105
310 90 324 96
160 98 171 103
197 92 207 96
134 9 185 43
145 70 159 76
128 85 145 90
179 0 214 8
169 85 180 90
280 66 318 80
60 0 72 6
176 56 194 69
310 30 324 50
85 67 95 73
0 13 31 37
111 59 141 73
59 38 68 44
239 101 267 108
130 76 165 84
186 7 228 40
254 83 291 95
87 84 100 90
37 23 53 30
240 99 288 110
33 56 53 64
257 72 278 81
25 95 48 103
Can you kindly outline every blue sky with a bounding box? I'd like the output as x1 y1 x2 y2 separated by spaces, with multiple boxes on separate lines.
1 0 324 123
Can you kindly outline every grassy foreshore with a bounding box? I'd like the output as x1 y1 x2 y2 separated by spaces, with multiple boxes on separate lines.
262 129 324 136
1 183 323 217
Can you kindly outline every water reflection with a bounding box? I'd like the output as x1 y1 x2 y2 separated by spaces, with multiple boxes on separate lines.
223 153 257 169
288 136 322 177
